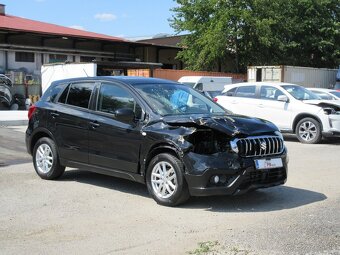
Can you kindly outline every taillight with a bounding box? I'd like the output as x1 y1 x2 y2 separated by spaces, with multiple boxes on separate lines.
28 105 36 120
213 97 218 102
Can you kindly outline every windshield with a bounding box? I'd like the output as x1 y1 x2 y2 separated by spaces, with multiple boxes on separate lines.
134 83 227 116
311 91 333 100
330 91 340 98
180 82 196 88
282 85 320 100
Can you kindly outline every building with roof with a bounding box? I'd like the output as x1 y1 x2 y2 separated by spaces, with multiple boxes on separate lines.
0 4 182 101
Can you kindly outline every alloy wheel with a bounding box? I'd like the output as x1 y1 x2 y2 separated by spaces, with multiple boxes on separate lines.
151 161 177 199
298 121 317 142
35 143 54 174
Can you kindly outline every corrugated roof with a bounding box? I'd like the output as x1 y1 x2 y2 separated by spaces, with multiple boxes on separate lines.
0 14 128 42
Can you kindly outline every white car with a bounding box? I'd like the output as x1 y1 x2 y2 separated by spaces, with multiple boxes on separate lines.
215 82 340 144
307 88 340 100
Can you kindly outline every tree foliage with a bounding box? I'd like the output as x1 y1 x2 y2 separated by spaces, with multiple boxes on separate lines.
170 0 340 72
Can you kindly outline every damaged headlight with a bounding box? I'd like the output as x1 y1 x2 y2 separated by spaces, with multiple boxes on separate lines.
323 107 336 115
230 140 239 153
275 131 284 139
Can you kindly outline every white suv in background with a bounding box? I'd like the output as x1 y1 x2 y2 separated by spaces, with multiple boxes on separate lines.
215 82 340 144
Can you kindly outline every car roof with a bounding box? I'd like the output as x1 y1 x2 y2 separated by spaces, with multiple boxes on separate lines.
307 88 334 92
231 82 298 87
52 76 179 86
221 82 299 92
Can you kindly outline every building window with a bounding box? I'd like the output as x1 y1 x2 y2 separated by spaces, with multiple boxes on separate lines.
80 56 96 62
49 54 68 63
15 52 35 62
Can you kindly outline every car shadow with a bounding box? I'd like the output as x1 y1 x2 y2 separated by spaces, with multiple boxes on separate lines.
59 169 326 212
182 186 327 212
59 169 149 198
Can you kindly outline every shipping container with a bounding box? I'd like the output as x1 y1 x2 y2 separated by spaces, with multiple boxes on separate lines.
247 65 338 88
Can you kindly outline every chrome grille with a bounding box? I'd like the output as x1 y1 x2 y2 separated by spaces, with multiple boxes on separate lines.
231 136 284 157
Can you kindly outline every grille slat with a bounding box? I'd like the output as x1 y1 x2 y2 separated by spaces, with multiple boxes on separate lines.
234 136 284 157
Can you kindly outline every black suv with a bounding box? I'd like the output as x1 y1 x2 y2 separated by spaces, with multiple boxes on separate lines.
26 77 288 206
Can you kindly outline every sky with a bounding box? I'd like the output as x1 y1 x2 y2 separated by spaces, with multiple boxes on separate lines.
1 0 178 39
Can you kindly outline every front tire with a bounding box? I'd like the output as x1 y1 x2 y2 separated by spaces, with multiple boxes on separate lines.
33 137 65 179
146 153 190 206
296 117 322 144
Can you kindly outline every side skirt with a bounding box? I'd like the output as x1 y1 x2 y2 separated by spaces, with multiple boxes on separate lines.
60 158 145 184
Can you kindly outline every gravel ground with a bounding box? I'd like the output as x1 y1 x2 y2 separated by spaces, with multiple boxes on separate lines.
0 127 339 255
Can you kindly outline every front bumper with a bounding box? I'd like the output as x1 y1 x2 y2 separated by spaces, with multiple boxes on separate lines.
183 151 288 197
323 114 340 138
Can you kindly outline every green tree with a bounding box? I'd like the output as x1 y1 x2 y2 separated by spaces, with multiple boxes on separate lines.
170 0 340 72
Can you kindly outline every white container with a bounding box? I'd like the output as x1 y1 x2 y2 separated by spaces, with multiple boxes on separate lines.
41 63 97 94
247 65 338 88
178 76 232 92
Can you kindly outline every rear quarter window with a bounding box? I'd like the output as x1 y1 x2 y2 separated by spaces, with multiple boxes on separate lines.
41 83 67 102
223 87 237 96
58 82 94 109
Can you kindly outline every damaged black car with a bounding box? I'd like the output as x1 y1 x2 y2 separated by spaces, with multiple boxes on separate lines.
26 77 288 206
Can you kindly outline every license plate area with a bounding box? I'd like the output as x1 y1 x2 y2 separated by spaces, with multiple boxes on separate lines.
255 158 283 170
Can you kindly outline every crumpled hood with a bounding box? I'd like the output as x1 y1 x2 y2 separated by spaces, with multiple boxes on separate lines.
162 114 279 137
303 99 340 108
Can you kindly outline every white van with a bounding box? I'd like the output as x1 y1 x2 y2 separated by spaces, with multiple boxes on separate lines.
178 76 232 98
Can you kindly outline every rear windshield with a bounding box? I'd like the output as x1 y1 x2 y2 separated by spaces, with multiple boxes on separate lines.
282 85 320 100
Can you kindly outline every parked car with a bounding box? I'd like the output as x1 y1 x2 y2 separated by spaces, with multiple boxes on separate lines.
0 74 13 109
215 82 340 144
307 88 340 100
0 74 28 110
333 83 340 91
203 90 222 99
26 77 288 206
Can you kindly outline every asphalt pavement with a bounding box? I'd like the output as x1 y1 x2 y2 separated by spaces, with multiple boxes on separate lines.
0 126 31 167
0 126 339 255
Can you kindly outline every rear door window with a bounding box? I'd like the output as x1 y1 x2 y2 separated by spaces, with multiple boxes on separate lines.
235 86 256 98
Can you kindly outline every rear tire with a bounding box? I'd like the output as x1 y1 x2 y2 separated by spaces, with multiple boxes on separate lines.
33 137 65 179
295 117 322 144
146 153 190 206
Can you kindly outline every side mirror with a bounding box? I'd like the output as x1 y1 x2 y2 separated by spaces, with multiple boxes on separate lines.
115 108 135 124
277 95 289 102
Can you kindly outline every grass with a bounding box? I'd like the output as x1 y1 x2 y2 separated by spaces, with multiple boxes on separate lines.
188 241 220 255
187 241 254 255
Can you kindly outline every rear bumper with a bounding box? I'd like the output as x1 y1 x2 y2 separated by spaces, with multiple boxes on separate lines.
25 129 32 155
183 151 288 197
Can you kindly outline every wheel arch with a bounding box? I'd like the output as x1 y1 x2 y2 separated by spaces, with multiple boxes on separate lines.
292 113 323 133
29 128 56 154
143 143 183 178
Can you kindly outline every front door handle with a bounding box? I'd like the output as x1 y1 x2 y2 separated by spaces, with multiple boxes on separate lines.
258 104 264 108
50 111 59 118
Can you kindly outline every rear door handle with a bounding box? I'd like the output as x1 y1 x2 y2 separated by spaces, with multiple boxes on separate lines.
90 121 100 129
258 104 264 108
50 111 59 118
